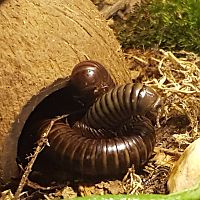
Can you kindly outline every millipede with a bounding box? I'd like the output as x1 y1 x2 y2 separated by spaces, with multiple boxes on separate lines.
36 60 162 178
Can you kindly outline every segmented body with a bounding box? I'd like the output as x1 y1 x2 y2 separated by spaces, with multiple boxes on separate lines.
37 75 162 177
80 83 162 131
38 115 155 177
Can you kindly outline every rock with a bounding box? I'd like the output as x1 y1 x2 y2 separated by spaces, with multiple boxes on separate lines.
167 138 200 193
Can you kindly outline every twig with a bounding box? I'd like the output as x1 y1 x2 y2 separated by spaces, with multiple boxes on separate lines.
154 147 182 157
101 0 140 19
122 165 143 194
14 114 68 200
132 55 148 66
26 179 61 191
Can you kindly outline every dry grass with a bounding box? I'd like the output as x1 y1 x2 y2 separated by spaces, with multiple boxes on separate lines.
126 49 200 136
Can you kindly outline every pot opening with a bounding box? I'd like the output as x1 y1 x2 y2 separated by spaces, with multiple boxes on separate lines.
16 78 82 184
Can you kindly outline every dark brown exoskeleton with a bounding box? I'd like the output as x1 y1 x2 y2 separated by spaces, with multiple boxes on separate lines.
37 63 162 178
38 115 155 178
80 83 162 130
67 60 115 125
69 60 115 107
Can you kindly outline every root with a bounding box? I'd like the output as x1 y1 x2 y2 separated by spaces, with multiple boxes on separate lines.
122 166 143 194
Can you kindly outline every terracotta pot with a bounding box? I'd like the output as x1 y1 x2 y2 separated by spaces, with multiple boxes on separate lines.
0 0 131 182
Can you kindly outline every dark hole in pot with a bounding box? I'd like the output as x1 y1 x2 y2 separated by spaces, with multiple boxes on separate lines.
17 78 83 184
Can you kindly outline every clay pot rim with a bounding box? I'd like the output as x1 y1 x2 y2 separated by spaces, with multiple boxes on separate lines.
2 77 70 181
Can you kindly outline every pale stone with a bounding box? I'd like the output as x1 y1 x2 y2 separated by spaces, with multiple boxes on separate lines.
168 138 200 193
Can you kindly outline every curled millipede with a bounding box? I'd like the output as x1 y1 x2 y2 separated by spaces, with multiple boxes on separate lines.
38 115 155 178
34 61 162 177
36 80 162 178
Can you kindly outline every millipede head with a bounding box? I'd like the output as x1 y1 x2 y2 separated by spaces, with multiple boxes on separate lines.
137 85 163 123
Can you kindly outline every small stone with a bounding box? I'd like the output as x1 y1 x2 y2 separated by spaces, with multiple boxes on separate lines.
167 138 200 193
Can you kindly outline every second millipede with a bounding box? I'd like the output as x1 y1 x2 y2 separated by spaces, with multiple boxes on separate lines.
36 80 162 178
